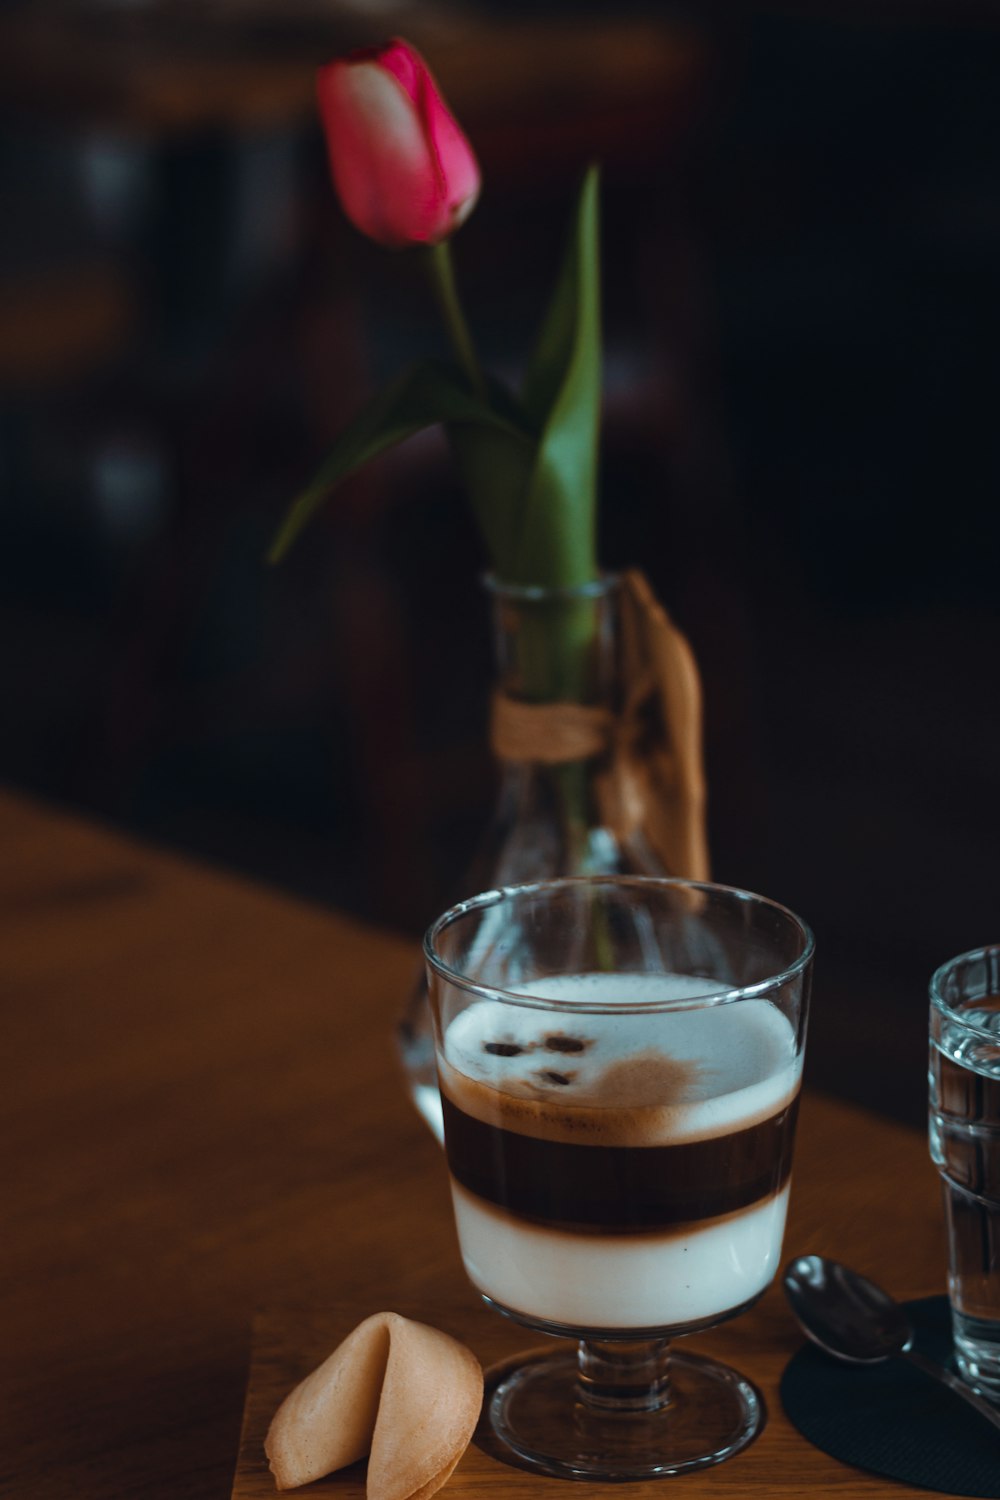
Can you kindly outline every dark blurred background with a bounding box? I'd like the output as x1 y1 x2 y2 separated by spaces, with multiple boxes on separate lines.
2 0 998 1127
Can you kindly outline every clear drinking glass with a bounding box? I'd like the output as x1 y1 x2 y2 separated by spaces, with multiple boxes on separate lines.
424 876 814 1479
930 944 1000 1401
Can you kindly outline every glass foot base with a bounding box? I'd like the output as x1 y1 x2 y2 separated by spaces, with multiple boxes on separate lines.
482 1346 764 1481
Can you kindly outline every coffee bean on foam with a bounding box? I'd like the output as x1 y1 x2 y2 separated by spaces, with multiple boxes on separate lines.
441 972 801 1149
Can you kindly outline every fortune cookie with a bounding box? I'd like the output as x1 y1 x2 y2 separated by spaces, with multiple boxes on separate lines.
264 1312 483 1497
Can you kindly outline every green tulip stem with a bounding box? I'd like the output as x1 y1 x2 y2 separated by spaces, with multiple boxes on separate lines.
424 241 488 403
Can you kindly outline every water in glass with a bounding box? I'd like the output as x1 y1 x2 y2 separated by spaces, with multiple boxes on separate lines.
930 946 1000 1401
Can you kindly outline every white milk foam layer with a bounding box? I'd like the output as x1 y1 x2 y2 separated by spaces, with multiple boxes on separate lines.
451 1180 791 1330
442 972 801 1144
441 971 801 1329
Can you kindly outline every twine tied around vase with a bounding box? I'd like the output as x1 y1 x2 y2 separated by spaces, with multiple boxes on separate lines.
488 570 710 883
489 697 613 765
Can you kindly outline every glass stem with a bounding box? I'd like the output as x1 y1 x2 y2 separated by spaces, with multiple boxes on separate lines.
576 1339 673 1413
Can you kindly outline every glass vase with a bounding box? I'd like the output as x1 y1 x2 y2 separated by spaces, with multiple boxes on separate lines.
397 572 703 1140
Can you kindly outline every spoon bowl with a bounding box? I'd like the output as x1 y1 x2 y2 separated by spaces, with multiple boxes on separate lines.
783 1254 914 1364
782 1253 1000 1436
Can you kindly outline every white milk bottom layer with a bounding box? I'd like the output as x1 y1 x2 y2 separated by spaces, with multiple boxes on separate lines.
451 1179 791 1330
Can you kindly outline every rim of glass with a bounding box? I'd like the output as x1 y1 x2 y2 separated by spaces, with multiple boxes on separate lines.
930 943 1000 1036
482 571 620 604
423 876 815 1014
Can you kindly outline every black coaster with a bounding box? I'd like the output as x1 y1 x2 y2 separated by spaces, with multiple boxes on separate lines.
781 1296 1000 1497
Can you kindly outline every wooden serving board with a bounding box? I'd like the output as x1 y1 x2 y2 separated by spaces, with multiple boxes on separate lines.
231 1300 542 1500
228 1294 959 1499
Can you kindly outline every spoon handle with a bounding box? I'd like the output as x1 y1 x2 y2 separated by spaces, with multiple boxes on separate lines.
905 1348 1000 1434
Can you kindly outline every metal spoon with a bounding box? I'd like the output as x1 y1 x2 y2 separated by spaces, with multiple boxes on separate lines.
783 1253 1000 1435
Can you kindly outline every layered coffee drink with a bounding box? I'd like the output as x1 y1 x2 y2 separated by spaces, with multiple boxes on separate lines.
438 973 801 1332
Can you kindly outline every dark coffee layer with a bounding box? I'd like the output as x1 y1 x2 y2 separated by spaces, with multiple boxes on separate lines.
441 1088 799 1233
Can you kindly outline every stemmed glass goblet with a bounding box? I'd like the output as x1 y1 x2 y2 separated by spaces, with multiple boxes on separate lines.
423 876 813 1480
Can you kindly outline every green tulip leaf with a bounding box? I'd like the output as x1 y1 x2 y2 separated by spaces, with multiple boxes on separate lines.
447 418 536 578
268 360 532 563
520 167 597 433
514 164 601 587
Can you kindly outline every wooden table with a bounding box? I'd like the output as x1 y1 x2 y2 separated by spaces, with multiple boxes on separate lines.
1 790 949 1499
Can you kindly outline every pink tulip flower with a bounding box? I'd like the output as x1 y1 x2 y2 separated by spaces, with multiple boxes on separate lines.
317 39 481 249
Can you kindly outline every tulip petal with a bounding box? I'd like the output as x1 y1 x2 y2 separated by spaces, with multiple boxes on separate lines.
418 81 481 235
378 41 480 222
317 42 479 247
318 62 433 247
387 43 479 236
377 39 423 105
